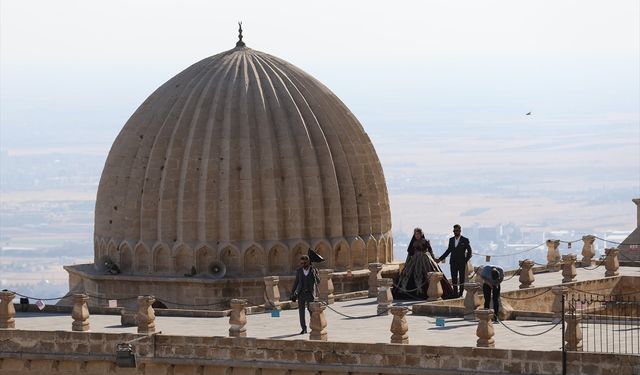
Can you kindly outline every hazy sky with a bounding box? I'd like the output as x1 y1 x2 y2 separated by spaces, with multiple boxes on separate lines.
1 0 639 233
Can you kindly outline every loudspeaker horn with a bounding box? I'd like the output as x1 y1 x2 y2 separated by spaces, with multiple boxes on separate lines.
208 260 227 279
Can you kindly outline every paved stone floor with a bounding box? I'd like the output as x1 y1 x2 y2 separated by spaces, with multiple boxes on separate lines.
10 266 639 352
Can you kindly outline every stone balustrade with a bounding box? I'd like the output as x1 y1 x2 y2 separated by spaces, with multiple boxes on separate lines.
318 269 335 304
551 286 568 320
463 282 482 319
565 313 583 351
71 294 90 332
426 272 443 301
389 306 409 344
604 248 620 277
561 254 577 283
263 276 281 310
518 259 535 289
377 278 393 315
368 263 383 297
475 309 495 348
0 290 16 329
581 235 596 267
309 302 327 341
137 295 156 334
546 239 561 271
229 299 247 337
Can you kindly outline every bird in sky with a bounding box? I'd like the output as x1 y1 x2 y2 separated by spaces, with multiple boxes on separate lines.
526 112 532 115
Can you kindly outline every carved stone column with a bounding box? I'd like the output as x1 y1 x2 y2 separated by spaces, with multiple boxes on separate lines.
377 278 393 315
426 272 443 301
229 299 247 337
319 269 335 304
368 263 383 297
561 254 577 283
518 259 535 289
390 306 409 344
137 295 156 334
463 282 482 319
475 309 495 348
604 248 620 277
71 294 90 332
581 235 596 267
0 290 16 329
263 276 281 310
546 239 561 271
565 313 583 351
309 302 327 341
551 286 568 320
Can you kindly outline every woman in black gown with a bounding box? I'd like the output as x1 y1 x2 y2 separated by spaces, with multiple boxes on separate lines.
393 228 456 299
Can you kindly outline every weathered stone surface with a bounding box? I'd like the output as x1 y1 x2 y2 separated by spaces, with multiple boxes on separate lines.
309 302 328 341
389 306 409 344
518 259 535 289
0 290 16 329
71 293 90 331
137 295 156 334
229 299 247 337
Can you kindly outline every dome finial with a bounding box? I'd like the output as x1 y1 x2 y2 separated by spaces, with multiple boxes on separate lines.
236 21 246 47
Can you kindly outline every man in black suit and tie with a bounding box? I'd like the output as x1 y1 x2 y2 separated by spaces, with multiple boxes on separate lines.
291 255 320 334
437 224 472 297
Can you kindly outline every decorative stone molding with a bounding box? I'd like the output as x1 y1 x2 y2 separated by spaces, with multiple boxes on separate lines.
518 259 535 289
565 313 583 351
71 294 90 332
546 239 561 271
319 269 335 305
475 309 495 348
390 306 409 344
367 263 383 297
0 290 16 329
137 295 156 334
463 282 482 319
561 254 577 283
426 272 443 301
604 248 620 277
377 278 393 315
309 302 328 341
581 235 596 267
229 299 247 337
263 276 281 310
551 286 568 320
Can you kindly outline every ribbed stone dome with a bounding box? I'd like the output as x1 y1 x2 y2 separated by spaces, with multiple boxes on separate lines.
94 43 393 277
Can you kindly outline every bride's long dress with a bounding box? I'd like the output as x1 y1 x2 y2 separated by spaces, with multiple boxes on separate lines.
393 237 455 299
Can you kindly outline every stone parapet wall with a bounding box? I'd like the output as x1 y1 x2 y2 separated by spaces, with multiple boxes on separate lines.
1 330 639 374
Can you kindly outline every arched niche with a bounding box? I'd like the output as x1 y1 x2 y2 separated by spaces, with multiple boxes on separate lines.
107 240 119 265
291 243 308 272
314 241 332 269
220 246 241 276
174 244 194 275
387 236 393 262
134 243 151 274
334 240 349 271
153 245 171 274
351 238 366 269
195 245 215 274
119 242 133 273
378 238 387 263
366 238 377 264
244 245 266 275
268 244 288 275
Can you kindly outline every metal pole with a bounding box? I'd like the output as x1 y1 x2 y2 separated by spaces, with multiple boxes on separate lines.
562 293 566 375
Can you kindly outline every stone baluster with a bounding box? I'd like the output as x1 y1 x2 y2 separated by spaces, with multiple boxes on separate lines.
463 282 482 320
71 293 90 331
319 269 335 304
561 254 577 283
228 299 247 337
263 276 281 310
309 302 327 341
389 306 409 344
518 259 535 289
604 248 620 277
137 295 156 334
581 235 596 267
0 290 16 329
551 286 568 320
426 272 443 301
377 278 393 315
465 260 475 282
546 239 561 271
565 313 583 351
367 263 383 297
475 309 495 348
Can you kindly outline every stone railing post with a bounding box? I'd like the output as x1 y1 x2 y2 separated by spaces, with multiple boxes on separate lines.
71 293 90 331
475 309 495 348
229 299 247 337
518 259 535 289
604 248 620 277
465 260 475 282
263 276 281 310
551 286 568 320
426 272 443 301
546 239 561 271
561 254 577 283
309 302 327 341
0 290 16 329
319 269 335 304
137 295 156 334
390 306 409 344
368 263 383 297
463 282 482 319
377 278 393 315
581 235 596 267
565 313 583 351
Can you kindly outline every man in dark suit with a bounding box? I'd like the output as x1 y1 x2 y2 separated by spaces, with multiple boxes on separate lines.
291 254 320 334
437 224 472 297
